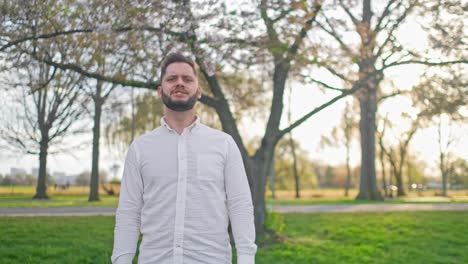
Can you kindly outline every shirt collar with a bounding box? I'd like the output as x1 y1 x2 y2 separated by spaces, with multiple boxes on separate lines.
160 116 200 133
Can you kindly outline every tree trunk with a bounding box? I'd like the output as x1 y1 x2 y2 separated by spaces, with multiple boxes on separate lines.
378 141 388 197
34 137 49 199
441 152 448 196
394 169 405 196
246 145 274 237
407 162 413 191
356 88 382 200
395 153 406 196
438 119 448 196
345 144 351 197
269 156 276 200
355 0 382 201
289 133 300 199
89 83 103 202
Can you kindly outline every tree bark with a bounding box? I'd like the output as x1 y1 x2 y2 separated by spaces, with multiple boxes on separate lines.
345 142 351 197
89 82 103 201
34 137 49 199
289 132 301 199
393 163 406 196
355 0 382 201
269 156 276 200
438 119 448 196
356 88 382 200
246 146 274 237
378 137 388 197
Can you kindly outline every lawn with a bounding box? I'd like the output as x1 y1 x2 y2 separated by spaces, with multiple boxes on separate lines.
0 186 119 208
2 186 467 208
0 211 467 264
0 193 118 208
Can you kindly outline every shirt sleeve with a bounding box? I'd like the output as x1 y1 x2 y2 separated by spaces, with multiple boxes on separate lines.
224 136 257 264
111 142 144 264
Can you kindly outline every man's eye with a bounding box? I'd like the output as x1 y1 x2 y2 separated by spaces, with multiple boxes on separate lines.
167 77 176 82
183 78 193 82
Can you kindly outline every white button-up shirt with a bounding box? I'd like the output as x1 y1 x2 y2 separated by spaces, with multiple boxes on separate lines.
112 117 257 264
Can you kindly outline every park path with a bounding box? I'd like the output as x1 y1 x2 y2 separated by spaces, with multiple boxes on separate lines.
1 204 468 216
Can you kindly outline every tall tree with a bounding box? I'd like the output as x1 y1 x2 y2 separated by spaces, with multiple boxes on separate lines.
273 137 317 191
378 113 420 196
412 67 467 196
310 0 467 200
320 100 359 196
0 61 86 199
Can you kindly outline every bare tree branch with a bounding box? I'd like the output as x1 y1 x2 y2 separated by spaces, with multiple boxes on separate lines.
339 0 359 26
37 55 156 89
260 0 283 57
286 2 322 60
383 59 468 70
375 0 400 33
0 29 93 52
377 89 408 103
316 16 355 57
278 80 364 139
375 2 416 59
300 75 348 92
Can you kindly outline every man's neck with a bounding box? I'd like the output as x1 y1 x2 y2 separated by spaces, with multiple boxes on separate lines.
163 109 197 134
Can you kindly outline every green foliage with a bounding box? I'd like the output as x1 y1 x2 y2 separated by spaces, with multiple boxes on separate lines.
105 91 164 154
264 211 285 234
406 159 428 186
109 178 121 185
273 138 318 190
449 158 468 188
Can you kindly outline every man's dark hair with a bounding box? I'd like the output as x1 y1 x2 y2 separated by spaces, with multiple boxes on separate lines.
160 53 197 83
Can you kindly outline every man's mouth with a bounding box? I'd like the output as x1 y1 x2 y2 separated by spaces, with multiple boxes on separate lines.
172 90 187 95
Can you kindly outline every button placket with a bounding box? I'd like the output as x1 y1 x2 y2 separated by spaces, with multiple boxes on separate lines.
173 134 188 263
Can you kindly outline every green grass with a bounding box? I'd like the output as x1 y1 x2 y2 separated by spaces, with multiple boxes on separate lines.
0 216 114 263
1 186 466 208
2 193 466 208
1 211 467 263
0 193 118 208
259 211 468 264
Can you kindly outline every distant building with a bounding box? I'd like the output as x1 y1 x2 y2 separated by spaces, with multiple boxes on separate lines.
10 167 27 177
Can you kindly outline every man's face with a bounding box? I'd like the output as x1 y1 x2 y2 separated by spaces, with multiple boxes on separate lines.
158 62 201 112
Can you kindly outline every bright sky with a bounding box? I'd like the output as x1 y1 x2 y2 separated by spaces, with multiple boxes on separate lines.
0 12 466 179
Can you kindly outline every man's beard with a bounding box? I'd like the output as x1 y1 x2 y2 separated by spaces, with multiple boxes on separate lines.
161 89 198 112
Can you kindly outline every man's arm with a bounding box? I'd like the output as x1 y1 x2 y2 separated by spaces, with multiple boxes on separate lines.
111 142 144 264
224 136 257 264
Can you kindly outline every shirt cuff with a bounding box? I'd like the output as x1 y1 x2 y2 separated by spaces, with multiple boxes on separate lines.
112 253 134 264
237 253 255 264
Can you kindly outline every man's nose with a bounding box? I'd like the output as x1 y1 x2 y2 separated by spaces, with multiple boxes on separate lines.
175 77 185 86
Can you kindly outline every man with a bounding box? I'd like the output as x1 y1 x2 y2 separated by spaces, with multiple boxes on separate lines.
111 53 257 264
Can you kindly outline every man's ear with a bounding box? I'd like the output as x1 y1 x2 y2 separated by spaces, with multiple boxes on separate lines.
157 86 162 97
197 86 202 99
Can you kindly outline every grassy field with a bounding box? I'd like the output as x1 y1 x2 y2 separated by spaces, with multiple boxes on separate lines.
0 186 119 208
1 186 467 208
0 211 467 263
